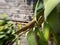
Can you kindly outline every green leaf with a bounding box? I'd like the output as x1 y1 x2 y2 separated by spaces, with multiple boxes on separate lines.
0 20 5 26
0 26 5 32
17 22 21 30
44 5 60 44
42 22 50 41
0 35 6 39
26 29 37 45
0 32 4 35
35 27 48 45
47 7 60 33
44 0 60 20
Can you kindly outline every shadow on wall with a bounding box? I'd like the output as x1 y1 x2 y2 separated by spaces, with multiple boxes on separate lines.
27 0 37 5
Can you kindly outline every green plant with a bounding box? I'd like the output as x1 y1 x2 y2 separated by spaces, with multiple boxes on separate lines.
0 19 16 45
15 0 60 45
0 0 60 45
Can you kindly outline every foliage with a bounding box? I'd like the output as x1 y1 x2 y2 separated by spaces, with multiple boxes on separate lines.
27 29 37 45
0 19 15 45
26 0 60 45
0 0 60 45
